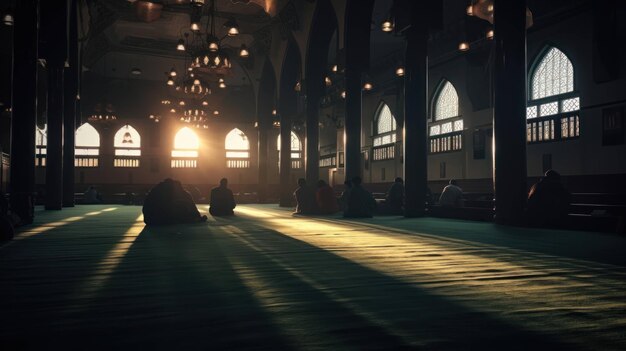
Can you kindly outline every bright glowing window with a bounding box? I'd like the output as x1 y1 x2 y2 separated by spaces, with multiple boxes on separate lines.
434 81 459 121
114 125 141 167
172 127 199 168
75 123 100 167
531 47 574 100
35 125 47 166
225 128 250 168
373 103 397 148
526 46 580 142
277 131 302 169
429 80 463 153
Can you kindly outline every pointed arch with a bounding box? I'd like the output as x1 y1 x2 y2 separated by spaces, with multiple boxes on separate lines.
114 124 141 167
76 123 100 148
35 125 47 167
372 102 397 161
225 128 251 168
526 46 580 142
433 80 459 121
75 123 100 167
171 127 199 168
429 80 464 153
530 46 574 100
277 131 303 169
276 131 302 153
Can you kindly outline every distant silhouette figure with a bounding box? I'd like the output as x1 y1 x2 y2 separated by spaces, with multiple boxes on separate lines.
344 176 376 218
439 179 464 207
0 191 13 240
83 186 100 204
339 180 352 211
143 178 207 225
293 178 317 215
316 180 339 214
386 177 405 213
210 178 236 216
527 170 571 227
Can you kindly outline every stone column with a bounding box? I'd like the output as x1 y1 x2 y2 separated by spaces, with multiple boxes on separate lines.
42 0 68 211
63 0 79 207
403 4 429 218
305 82 320 185
343 0 374 181
257 119 269 203
278 113 292 207
493 0 528 225
9 0 39 224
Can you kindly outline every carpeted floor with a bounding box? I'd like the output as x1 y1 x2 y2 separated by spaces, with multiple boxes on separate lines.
1 204 625 350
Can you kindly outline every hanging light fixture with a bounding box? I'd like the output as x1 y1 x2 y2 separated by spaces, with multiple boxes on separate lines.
218 78 227 89
458 42 470 51
395 66 405 77
381 17 394 32
239 44 250 58
2 12 14 26
190 0 205 7
169 67 177 77
224 17 240 36
175 0 243 72
324 76 332 86
363 82 373 91
167 77 175 86
486 29 494 39
177 39 186 51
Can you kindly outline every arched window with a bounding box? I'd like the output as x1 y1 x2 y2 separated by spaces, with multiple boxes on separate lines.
75 123 100 167
114 125 141 167
171 127 199 168
35 125 47 167
527 46 579 142
372 103 397 160
429 80 463 153
225 128 250 168
277 131 302 169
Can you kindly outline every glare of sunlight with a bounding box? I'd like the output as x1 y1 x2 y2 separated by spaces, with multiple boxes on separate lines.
14 208 118 240
78 214 145 301
233 205 626 347
174 127 199 150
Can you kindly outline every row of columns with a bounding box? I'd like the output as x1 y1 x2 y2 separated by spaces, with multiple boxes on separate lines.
260 0 528 224
9 0 79 223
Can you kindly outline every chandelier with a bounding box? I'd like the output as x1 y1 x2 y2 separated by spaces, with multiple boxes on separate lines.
88 102 118 123
176 0 249 71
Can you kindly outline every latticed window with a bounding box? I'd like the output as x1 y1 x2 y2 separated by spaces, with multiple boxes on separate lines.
35 125 47 167
277 131 302 169
434 81 459 120
114 125 141 167
225 128 250 168
429 80 463 153
372 103 397 161
75 123 100 167
527 46 580 143
171 127 199 168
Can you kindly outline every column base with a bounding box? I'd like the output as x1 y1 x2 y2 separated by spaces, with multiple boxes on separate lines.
404 207 426 218
10 193 35 225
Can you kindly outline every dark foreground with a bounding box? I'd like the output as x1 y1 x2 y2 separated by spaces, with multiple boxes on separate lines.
1 205 625 350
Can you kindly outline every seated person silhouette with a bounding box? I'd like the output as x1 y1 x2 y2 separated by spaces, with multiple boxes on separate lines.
339 180 352 212
83 186 101 204
381 177 404 215
293 178 318 215
439 179 464 207
0 191 14 241
527 170 571 227
209 178 236 216
343 176 376 218
142 178 207 225
316 180 339 214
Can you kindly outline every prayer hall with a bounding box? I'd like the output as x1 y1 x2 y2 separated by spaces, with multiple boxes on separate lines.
1 0 626 349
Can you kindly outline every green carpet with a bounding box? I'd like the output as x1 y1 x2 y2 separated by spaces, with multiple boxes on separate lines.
1 205 625 350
